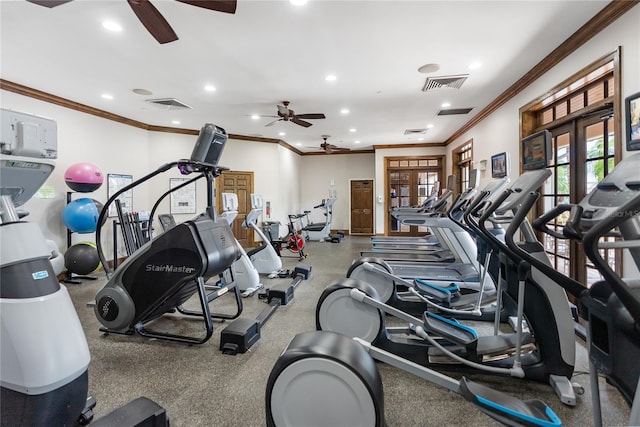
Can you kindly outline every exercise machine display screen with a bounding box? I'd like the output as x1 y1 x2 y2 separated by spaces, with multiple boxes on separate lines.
522 130 552 170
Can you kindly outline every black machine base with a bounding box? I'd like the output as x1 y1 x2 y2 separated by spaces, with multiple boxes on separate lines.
220 264 312 355
91 397 168 427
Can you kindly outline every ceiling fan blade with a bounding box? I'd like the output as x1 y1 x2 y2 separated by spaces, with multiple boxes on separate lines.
128 0 178 44
295 113 325 120
265 119 281 127
175 0 237 14
292 117 313 128
26 0 73 7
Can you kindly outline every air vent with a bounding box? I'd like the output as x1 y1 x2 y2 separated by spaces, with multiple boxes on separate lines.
437 108 474 116
404 128 428 135
422 74 469 92
145 98 192 110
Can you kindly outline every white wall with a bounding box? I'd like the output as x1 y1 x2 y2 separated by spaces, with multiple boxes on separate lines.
446 4 640 277
447 4 640 172
2 90 152 261
300 153 375 233
1 90 303 259
374 146 448 234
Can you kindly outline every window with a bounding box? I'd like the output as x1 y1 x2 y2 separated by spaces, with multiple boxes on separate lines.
521 51 621 288
452 140 473 197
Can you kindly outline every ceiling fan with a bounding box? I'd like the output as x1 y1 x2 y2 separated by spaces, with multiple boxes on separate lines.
264 101 326 128
26 0 237 44
311 136 351 154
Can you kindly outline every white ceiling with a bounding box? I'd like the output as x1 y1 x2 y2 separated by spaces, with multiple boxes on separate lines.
0 0 610 152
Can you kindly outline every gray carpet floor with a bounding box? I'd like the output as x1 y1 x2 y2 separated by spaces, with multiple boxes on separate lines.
67 236 630 426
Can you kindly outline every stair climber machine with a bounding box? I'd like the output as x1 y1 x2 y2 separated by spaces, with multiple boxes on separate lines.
244 194 283 276
305 188 343 242
94 123 244 345
219 192 263 296
0 109 167 426
349 175 512 321
504 152 640 426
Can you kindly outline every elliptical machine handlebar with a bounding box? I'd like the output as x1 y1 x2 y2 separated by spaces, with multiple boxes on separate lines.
582 194 640 324
531 203 574 240
503 191 586 301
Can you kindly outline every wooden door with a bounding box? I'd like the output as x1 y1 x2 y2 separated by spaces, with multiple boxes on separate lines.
217 170 254 248
350 180 373 235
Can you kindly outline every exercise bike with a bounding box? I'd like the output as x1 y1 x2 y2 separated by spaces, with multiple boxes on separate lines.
262 213 307 261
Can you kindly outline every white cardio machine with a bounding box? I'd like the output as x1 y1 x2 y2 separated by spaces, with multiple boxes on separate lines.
220 192 263 295
244 194 282 275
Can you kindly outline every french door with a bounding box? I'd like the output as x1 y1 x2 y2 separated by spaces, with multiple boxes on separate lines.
386 157 444 237
542 111 618 287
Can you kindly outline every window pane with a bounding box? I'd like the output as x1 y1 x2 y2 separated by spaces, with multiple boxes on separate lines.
570 94 584 113
587 83 605 105
542 109 553 125
556 164 570 195
607 117 615 156
555 102 568 119
556 133 570 164
586 122 605 159
586 159 604 192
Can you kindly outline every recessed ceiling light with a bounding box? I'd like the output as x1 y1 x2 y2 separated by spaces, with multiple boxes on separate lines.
469 61 482 70
349 128 357 132
251 114 260 120
418 137 424 141
172 120 181 125
426 124 434 129
441 102 451 108
296 143 302 146
132 88 152 95
340 108 350 114
102 21 122 32
101 93 113 100
418 63 440 74
290 0 307 5
354 140 361 144
204 85 216 92
279 132 286 136
325 74 337 82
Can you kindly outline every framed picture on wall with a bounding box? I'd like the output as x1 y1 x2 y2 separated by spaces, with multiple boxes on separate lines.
626 91 640 151
170 178 197 214
107 173 133 217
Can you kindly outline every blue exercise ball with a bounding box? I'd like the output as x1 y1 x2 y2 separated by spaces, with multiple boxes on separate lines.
64 242 100 275
62 198 99 233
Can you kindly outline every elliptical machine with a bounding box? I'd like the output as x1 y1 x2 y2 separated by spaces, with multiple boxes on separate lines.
219 192 263 295
94 123 243 345
0 109 167 426
505 152 640 426
244 194 283 275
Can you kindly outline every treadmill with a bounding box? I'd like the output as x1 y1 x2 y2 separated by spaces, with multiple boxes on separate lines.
351 170 547 288
360 175 507 264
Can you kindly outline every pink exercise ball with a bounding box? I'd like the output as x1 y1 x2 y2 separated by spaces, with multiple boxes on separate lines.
64 162 103 193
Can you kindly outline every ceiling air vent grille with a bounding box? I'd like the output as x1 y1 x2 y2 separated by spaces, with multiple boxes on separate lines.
404 128 428 135
145 98 192 110
437 108 474 116
422 74 469 92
